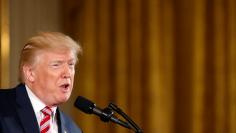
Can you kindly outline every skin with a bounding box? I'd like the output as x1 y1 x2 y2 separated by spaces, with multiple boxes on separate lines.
23 49 77 106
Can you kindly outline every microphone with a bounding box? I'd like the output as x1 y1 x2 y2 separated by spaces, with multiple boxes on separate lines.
74 96 131 129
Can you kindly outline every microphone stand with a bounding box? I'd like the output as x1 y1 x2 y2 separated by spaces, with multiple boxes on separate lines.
97 106 132 129
108 103 143 133
88 101 143 132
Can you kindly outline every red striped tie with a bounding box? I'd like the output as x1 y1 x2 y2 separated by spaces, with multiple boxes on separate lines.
40 106 52 133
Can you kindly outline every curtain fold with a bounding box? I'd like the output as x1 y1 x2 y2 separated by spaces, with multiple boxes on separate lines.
62 0 236 133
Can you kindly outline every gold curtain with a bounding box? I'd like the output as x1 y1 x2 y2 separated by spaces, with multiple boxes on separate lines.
63 0 236 133
0 0 10 88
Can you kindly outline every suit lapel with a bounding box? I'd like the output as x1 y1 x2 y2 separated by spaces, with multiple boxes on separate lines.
57 109 68 133
15 84 40 133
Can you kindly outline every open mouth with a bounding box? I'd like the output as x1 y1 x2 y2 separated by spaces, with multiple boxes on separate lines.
60 83 70 92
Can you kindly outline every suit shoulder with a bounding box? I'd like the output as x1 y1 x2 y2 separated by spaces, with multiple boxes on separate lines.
0 88 16 101
0 87 16 115
0 83 24 99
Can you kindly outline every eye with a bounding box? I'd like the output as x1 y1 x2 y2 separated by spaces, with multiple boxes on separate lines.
53 63 59 66
68 62 76 68
50 62 61 68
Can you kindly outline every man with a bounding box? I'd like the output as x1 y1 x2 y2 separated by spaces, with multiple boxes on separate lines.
0 32 82 133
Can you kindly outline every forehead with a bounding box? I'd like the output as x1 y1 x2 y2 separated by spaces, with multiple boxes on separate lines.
38 49 76 62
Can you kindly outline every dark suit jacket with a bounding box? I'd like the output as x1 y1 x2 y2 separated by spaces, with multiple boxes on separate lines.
0 84 82 133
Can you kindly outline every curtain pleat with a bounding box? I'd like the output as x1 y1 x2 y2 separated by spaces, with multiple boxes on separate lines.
228 0 236 132
62 0 236 133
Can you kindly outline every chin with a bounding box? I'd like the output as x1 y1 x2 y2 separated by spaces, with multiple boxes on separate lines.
55 99 68 105
61 95 70 102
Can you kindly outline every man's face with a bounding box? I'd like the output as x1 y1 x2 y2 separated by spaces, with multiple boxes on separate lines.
29 49 76 106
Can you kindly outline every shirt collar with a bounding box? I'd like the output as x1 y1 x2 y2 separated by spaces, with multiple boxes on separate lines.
25 84 57 116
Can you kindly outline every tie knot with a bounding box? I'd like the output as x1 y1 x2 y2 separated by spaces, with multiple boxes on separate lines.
41 106 52 116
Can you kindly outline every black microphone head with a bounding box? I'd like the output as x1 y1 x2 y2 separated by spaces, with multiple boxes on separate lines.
74 96 96 114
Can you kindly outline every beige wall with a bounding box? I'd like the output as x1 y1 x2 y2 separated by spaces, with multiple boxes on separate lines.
9 0 62 87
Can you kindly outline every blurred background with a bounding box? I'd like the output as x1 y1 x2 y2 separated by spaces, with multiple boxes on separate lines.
1 0 236 133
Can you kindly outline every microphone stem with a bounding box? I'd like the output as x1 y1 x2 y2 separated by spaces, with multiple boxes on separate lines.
109 103 143 133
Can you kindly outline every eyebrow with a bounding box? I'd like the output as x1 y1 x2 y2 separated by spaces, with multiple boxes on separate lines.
50 60 63 64
50 59 76 64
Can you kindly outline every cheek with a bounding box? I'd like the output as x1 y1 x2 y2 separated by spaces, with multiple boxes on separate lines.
71 69 75 75
37 71 58 87
70 71 75 80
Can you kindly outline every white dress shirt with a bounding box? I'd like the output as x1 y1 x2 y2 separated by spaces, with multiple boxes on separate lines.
25 85 59 133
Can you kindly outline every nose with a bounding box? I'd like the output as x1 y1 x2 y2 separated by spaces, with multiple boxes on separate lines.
62 64 73 78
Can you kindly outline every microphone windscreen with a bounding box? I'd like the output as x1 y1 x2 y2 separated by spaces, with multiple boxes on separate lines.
74 96 95 114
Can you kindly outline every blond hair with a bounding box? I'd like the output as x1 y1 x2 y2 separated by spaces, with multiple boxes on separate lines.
19 32 82 82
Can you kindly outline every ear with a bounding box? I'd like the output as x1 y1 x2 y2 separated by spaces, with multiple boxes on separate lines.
23 65 36 82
